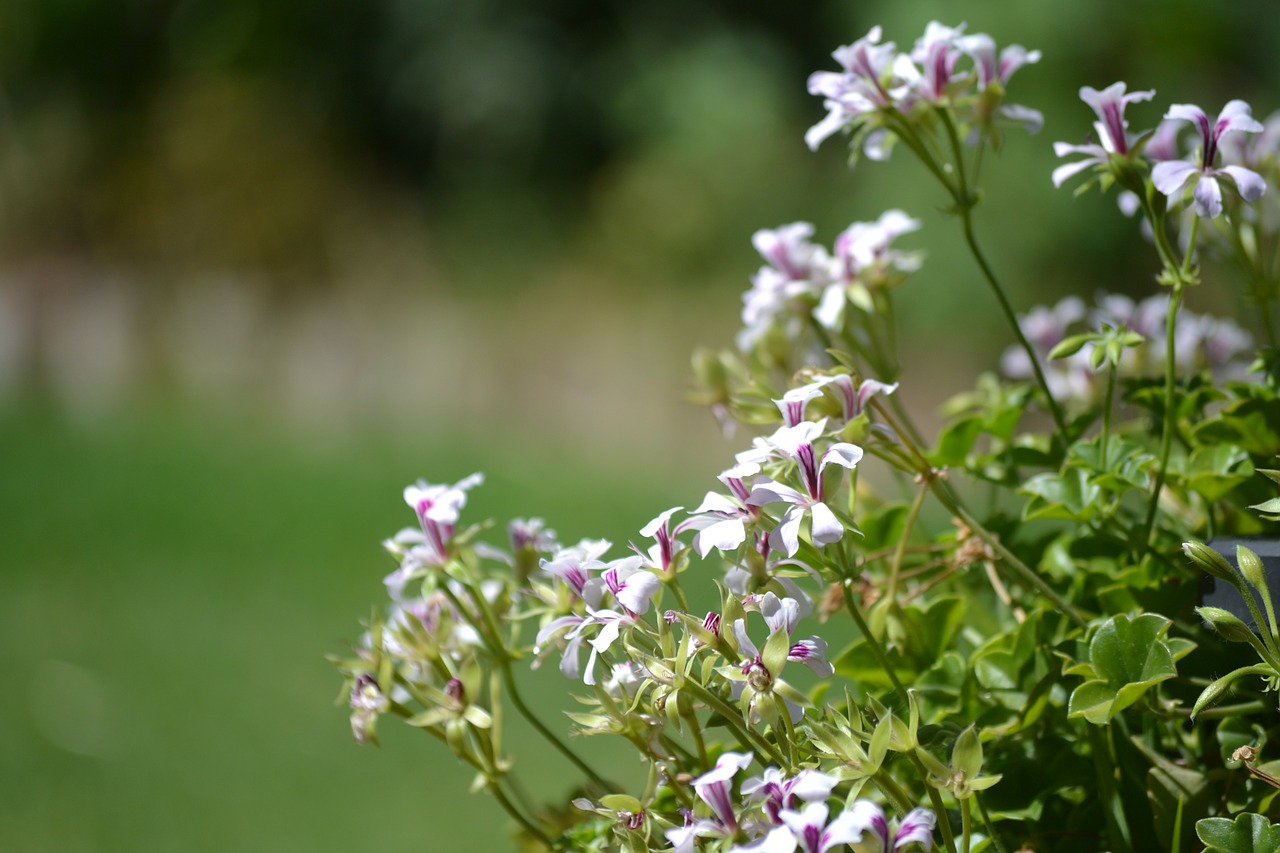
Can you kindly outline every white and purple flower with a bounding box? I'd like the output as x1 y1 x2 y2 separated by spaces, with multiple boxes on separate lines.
1152 100 1267 218
746 421 863 557
1052 83 1155 188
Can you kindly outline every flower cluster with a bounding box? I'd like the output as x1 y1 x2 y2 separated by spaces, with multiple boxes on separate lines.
1053 82 1272 219
806 22 1042 157
740 213 921 353
661 755 934 853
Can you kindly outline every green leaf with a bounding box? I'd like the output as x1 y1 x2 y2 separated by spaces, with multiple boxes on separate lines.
1067 679 1119 725
1136 737 1209 853
1067 436 1156 494
1193 399 1280 456
1020 468 1100 521
1090 613 1177 684
895 597 966 669
1067 613 1183 723
931 415 985 466
1196 813 1280 853
1183 445 1254 501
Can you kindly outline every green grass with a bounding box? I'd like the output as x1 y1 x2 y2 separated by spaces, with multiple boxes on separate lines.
0 399 710 852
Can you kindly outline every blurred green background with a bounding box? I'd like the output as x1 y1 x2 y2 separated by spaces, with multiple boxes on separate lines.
3 1 1279 850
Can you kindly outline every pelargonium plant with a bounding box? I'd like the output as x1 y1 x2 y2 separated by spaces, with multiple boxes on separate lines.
332 20 1280 853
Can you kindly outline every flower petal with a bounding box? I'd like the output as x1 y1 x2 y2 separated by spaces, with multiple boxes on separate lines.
1151 160 1198 196
1222 164 1267 202
1193 173 1224 218
894 808 938 849
772 505 806 557
694 518 748 557
808 501 845 547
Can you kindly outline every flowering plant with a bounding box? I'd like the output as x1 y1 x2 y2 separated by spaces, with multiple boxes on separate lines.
332 20 1280 853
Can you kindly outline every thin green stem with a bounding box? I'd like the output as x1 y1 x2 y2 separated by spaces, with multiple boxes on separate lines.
910 755 958 853
497 663 617 793
959 210 1067 434
1101 364 1116 472
1141 280 1185 550
441 579 617 793
868 400 1086 626
390 702 552 847
872 769 915 815
886 481 929 605
667 576 692 614
961 797 972 853
841 578 910 708
1087 724 1133 853
687 711 710 766
975 792 1008 853
933 107 1066 434
681 679 786 767
1169 699 1270 720
489 780 554 848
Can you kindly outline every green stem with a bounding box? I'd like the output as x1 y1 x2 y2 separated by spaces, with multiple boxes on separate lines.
687 710 710 766
1170 699 1270 720
911 755 959 853
886 481 929 605
936 107 1066 435
869 399 1087 627
489 780 554 848
390 702 552 847
975 792 1008 853
667 576 692 614
497 662 617 793
841 578 910 709
1101 364 1116 472
872 769 915 814
1087 724 1133 853
959 209 1067 434
681 679 786 767
961 797 972 853
1141 280 1185 551
441 580 617 793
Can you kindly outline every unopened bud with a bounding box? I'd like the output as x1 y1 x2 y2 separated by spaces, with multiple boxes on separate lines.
1184 541 1238 584
1197 606 1257 644
1238 546 1268 593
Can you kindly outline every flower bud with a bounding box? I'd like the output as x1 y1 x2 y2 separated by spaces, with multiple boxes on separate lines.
1237 545 1268 594
1184 541 1239 584
1197 606 1257 644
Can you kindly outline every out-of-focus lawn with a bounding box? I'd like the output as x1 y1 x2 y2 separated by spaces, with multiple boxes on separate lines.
0 398 707 852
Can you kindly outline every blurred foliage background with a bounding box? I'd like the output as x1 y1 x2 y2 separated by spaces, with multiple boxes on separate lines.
3 1 1280 850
